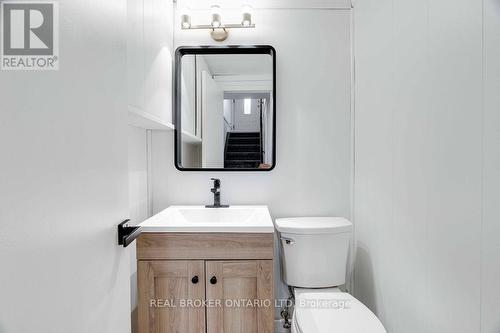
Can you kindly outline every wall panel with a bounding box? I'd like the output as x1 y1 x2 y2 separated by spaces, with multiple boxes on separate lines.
354 0 485 332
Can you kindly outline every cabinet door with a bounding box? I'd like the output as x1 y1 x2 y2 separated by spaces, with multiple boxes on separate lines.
206 260 273 333
138 260 205 333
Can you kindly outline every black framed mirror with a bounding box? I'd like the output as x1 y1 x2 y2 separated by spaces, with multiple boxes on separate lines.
174 45 276 171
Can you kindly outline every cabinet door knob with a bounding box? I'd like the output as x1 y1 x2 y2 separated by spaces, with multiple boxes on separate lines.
191 275 199 284
210 276 217 285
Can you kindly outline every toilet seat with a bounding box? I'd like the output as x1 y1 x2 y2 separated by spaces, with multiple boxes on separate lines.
292 288 386 333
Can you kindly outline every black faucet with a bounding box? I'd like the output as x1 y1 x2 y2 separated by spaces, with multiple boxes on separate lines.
206 178 229 208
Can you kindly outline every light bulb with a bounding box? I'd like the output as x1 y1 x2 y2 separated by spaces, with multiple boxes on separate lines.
211 5 222 28
180 7 191 29
241 5 253 27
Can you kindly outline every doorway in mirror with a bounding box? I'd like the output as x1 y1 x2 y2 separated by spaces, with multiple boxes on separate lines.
223 93 272 169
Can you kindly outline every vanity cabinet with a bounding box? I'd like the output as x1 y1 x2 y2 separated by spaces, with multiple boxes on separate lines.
137 233 274 333
205 260 273 333
138 260 206 332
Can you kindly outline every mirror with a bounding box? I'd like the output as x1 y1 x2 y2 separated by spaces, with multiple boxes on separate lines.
174 46 276 171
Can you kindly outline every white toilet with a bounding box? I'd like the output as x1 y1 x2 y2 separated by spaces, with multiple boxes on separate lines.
276 217 386 333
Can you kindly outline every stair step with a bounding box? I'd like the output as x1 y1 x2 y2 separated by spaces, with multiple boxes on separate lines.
225 160 261 168
226 144 260 152
228 137 260 144
224 132 261 168
226 152 261 160
228 132 260 138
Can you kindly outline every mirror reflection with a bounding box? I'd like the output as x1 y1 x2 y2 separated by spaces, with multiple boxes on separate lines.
176 48 275 170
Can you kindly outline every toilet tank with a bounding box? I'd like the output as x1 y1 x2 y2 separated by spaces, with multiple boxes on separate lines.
275 217 353 288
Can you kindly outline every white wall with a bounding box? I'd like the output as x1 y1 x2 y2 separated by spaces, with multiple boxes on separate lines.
127 0 173 124
152 3 353 315
128 127 149 225
201 72 225 168
127 0 174 330
0 1 130 332
181 56 196 135
353 0 500 332
127 126 149 332
481 0 500 331
155 4 352 220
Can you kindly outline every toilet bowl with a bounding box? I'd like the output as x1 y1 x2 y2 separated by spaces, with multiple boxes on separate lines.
275 217 386 333
291 288 386 333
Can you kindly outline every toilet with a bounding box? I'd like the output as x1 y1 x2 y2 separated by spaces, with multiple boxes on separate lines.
275 217 386 333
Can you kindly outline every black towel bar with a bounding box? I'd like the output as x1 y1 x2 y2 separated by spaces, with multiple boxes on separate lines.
117 219 141 247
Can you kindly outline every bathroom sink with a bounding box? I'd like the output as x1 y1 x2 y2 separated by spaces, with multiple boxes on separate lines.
139 205 274 233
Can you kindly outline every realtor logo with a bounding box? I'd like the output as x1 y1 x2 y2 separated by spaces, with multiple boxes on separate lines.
1 1 59 70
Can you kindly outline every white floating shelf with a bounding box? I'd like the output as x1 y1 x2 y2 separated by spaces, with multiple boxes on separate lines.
128 106 202 144
128 105 174 131
182 130 202 144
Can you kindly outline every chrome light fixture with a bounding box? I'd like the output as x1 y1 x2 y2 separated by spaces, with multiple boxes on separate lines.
241 5 252 27
180 4 255 42
210 5 222 28
180 7 191 29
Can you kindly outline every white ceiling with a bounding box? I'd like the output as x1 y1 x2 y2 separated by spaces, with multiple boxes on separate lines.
200 54 272 77
176 0 352 10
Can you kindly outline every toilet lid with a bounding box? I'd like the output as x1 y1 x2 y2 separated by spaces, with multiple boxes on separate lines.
294 289 386 333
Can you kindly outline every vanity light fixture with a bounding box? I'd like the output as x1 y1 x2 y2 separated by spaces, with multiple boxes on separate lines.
180 7 192 29
180 4 255 42
241 5 253 27
210 5 222 28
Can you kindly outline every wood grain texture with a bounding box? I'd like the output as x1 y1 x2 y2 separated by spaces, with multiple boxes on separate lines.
137 233 274 260
257 260 274 333
206 260 274 333
206 261 224 333
137 260 205 333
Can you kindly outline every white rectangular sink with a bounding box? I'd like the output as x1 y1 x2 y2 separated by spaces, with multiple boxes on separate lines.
139 205 274 233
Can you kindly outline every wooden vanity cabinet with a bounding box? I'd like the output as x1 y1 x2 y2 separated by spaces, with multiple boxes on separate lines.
137 233 274 333
138 260 206 332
